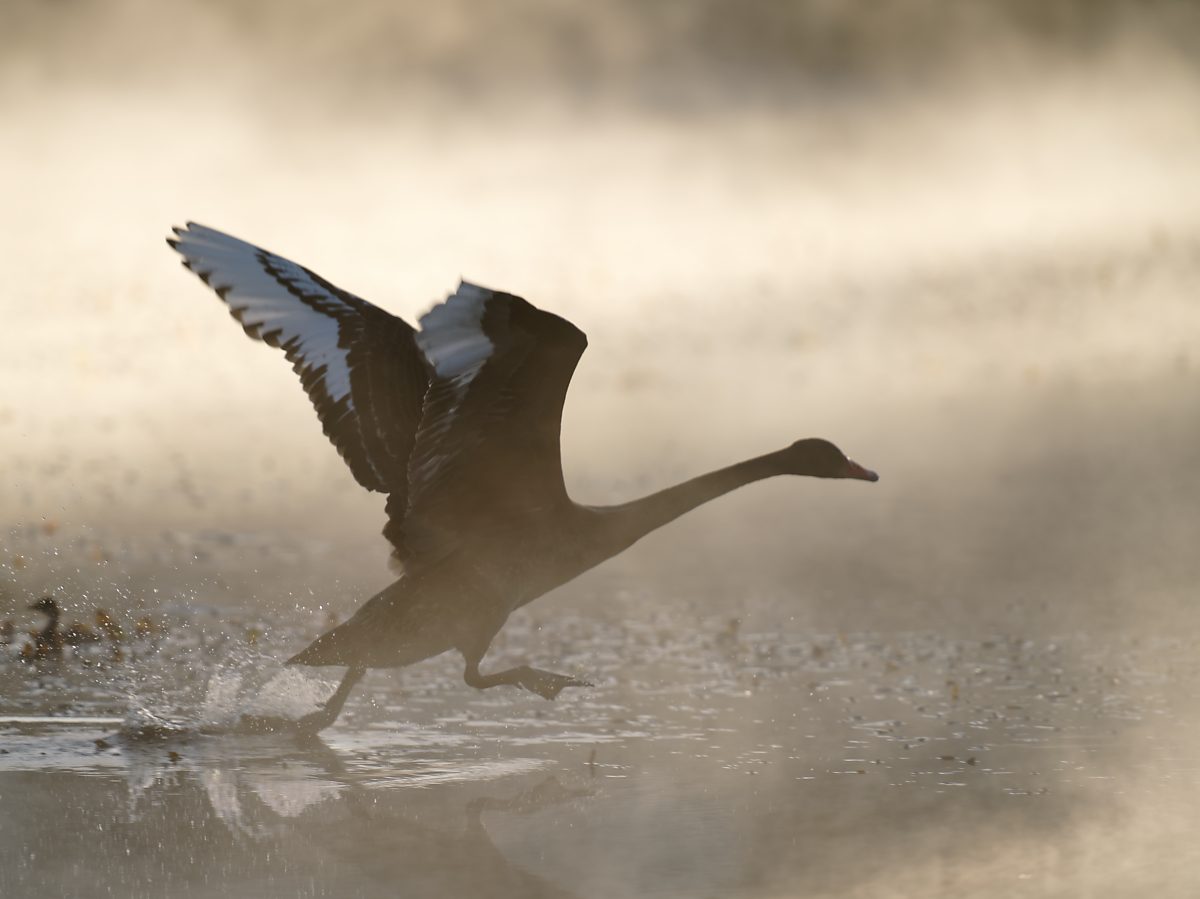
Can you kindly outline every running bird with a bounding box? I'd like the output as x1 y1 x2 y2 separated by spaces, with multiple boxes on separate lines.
167 223 879 732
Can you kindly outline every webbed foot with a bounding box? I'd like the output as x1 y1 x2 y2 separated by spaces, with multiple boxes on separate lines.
464 657 592 699
517 667 592 700
295 704 339 734
234 714 296 734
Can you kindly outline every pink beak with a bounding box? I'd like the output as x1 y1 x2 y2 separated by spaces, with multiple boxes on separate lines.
844 459 879 482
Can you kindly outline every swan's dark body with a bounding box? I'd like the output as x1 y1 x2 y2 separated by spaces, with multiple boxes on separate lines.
168 223 878 730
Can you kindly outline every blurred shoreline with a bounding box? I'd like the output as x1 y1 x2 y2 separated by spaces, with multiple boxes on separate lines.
5 0 1199 113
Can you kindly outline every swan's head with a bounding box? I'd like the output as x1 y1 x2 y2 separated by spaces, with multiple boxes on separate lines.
785 438 879 481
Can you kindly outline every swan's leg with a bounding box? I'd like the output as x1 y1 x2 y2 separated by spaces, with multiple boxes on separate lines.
462 657 591 700
296 665 366 732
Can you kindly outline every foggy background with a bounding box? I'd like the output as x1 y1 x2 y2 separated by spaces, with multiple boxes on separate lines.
3 4 1200 898
2 0 1198 635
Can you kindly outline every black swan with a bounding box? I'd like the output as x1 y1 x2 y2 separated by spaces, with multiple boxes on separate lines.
167 223 878 731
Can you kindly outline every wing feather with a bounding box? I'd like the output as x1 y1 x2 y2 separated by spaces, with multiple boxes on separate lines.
169 225 586 575
167 223 427 500
387 283 587 565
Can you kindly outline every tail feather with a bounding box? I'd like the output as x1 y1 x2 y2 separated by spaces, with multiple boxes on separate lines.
287 627 350 666
287 578 423 668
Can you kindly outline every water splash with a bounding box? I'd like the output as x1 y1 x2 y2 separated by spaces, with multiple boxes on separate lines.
120 704 189 738
198 658 334 730
102 639 338 738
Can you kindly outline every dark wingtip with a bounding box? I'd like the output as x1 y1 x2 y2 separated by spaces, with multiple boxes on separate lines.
167 223 190 251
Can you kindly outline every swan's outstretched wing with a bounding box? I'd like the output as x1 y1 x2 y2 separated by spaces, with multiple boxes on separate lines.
167 223 428 502
385 283 587 566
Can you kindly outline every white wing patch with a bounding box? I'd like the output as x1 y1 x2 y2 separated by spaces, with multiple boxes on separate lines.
404 282 502 502
171 224 356 406
415 282 494 378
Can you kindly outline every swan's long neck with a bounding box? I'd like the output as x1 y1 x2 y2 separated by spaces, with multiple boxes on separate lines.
598 450 789 553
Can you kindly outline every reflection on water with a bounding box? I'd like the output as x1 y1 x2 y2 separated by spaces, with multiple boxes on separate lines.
2 609 1199 897
0 736 584 898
